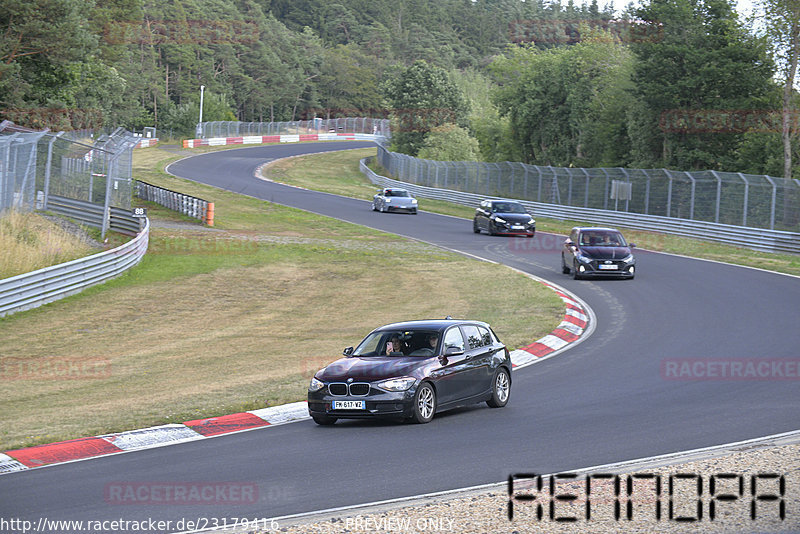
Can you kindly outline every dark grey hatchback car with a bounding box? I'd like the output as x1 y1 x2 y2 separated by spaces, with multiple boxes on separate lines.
562 227 636 279
308 319 512 425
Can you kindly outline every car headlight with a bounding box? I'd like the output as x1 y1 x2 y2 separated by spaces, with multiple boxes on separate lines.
377 377 416 391
494 217 507 224
622 254 635 263
309 377 325 392
577 254 592 263
411 199 417 204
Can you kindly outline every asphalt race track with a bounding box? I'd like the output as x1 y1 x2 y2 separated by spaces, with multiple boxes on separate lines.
2 141 799 532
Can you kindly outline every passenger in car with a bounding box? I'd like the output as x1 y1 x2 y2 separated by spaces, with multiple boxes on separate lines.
386 335 406 355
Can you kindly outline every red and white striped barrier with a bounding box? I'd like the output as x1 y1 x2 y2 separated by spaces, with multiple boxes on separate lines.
135 138 159 148
182 132 377 148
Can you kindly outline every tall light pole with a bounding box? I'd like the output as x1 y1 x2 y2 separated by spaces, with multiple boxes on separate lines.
196 85 205 137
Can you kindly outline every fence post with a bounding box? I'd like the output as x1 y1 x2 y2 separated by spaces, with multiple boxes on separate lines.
738 173 749 227
664 169 673 218
641 169 651 215
101 153 114 239
764 175 777 230
711 170 722 223
619 168 630 212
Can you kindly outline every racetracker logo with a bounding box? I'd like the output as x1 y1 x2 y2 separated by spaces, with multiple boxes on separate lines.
104 20 259 45
509 19 663 45
0 357 111 381
104 481 259 505
661 358 800 381
1 108 103 131
659 110 798 134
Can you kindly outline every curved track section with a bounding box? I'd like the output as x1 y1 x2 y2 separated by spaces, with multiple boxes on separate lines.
2 142 798 532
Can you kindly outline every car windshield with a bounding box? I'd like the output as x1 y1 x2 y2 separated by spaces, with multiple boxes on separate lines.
579 230 627 246
352 330 441 357
385 190 410 197
492 202 526 214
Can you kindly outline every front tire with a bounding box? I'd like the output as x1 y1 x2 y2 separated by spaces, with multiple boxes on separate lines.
409 382 436 424
312 414 337 425
473 220 481 233
572 261 582 280
487 368 511 408
561 254 571 274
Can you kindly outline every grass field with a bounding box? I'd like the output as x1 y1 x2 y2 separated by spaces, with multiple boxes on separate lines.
0 211 96 279
264 151 800 277
0 145 564 451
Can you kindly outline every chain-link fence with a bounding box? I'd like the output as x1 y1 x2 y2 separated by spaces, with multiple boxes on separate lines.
0 123 140 235
198 118 390 138
377 146 800 232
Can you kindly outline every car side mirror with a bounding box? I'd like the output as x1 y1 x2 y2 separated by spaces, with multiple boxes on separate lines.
343 346 354 355
629 243 636 248
564 239 573 246
444 346 464 356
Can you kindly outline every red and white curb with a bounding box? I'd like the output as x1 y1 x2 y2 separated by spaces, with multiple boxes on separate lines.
0 282 591 476
510 279 592 370
0 403 310 475
182 132 380 148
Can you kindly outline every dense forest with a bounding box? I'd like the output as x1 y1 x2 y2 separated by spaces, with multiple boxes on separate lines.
0 0 797 177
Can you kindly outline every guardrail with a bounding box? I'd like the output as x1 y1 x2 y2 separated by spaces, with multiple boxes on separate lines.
0 218 150 317
43 194 143 236
360 158 800 255
135 180 214 225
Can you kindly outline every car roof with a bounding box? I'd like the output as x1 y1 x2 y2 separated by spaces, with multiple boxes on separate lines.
573 226 623 233
486 199 523 205
374 319 490 332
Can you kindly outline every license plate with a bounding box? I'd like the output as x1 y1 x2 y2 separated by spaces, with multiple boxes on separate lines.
332 400 365 410
598 264 618 270
512 225 525 230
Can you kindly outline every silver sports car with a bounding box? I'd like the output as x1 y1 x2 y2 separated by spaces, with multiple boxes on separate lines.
372 188 418 214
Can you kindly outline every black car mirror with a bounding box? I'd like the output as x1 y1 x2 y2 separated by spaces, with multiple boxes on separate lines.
629 243 636 248
343 346 354 355
444 346 464 356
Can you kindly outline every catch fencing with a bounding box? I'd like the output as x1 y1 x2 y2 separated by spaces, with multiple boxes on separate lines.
0 122 140 237
199 118 390 139
376 146 800 233
361 157 800 254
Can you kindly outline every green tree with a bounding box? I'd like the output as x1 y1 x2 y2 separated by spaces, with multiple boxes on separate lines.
489 30 634 167
382 60 469 155
417 124 481 161
316 44 383 118
628 0 775 170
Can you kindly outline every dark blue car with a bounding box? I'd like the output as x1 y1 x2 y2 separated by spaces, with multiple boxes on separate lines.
308 319 511 425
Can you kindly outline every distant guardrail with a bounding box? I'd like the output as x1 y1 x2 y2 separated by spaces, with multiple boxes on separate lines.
43 194 144 236
135 180 214 225
0 218 150 317
360 158 800 255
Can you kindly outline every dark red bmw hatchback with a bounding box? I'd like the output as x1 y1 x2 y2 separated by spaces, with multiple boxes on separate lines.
307 319 511 425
